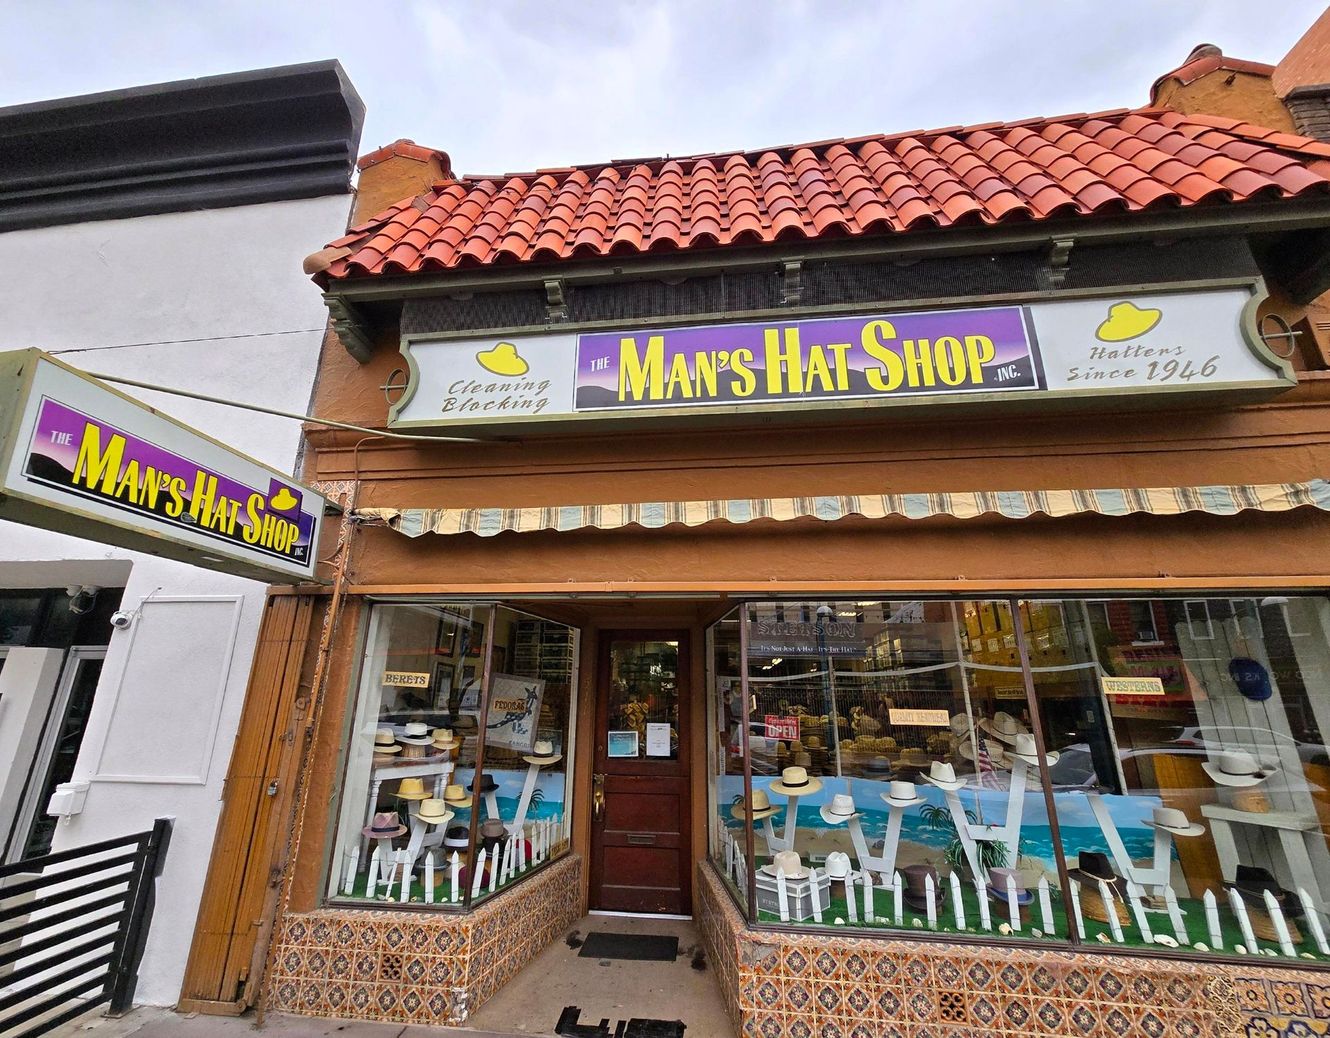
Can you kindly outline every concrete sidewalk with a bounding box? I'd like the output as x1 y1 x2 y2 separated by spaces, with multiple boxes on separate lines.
47 1006 532 1038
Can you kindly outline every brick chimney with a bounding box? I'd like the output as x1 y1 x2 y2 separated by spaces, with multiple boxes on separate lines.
351 138 451 226
1275 8 1330 140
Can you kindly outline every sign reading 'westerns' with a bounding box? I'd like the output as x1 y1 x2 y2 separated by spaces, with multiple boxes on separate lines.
0 350 326 584
391 288 1292 430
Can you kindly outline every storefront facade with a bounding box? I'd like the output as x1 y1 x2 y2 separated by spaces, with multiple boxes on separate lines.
215 97 1330 1036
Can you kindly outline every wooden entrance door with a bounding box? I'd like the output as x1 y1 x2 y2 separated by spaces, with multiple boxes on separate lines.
589 631 690 914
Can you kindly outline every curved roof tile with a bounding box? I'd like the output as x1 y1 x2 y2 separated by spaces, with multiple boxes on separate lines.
317 109 1330 281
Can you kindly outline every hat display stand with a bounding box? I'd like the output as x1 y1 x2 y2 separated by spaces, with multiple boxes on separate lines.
359 753 455 865
845 793 911 887
506 753 557 837
934 756 1033 886
1082 793 1198 906
1178 614 1330 917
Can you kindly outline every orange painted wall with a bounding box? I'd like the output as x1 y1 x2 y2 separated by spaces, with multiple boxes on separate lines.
1152 72 1295 132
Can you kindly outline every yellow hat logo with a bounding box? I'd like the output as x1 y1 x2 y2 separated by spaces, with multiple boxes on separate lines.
476 341 529 377
269 487 298 511
1096 301 1162 343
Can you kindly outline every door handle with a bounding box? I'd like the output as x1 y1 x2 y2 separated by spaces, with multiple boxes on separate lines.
592 773 605 820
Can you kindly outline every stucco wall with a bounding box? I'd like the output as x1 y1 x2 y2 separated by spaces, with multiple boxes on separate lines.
0 192 352 1005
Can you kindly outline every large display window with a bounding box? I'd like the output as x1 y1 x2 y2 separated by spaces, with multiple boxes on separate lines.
707 596 1330 964
326 602 577 910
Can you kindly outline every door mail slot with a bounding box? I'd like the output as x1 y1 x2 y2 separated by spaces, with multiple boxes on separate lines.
625 833 657 846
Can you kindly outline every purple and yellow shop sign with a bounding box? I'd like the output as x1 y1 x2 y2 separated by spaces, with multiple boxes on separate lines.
0 350 326 583
574 306 1040 409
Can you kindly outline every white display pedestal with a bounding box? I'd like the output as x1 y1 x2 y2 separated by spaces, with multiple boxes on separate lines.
1085 793 1185 899
1202 803 1323 902
758 794 803 855
507 760 554 836
847 803 909 885
362 758 453 860
939 759 1031 885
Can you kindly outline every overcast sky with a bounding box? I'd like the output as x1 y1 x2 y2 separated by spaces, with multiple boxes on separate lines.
3 1 1326 176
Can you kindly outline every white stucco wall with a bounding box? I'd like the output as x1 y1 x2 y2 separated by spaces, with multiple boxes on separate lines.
0 192 352 1005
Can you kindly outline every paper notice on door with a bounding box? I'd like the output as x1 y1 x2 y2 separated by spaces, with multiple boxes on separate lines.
646 722 672 757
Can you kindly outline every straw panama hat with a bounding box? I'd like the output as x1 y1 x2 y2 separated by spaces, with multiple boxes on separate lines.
731 788 779 821
881 780 925 808
523 739 563 766
769 766 823 797
1142 806 1205 837
980 712 1027 745
819 793 860 825
761 849 808 879
442 783 470 806
416 798 455 825
1007 733 1059 766
432 727 462 751
399 721 433 746
1203 750 1279 787
923 760 966 792
396 777 431 800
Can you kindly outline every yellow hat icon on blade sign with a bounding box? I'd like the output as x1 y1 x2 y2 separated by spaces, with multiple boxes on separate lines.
269 487 298 512
476 341 529 377
1095 301 1162 343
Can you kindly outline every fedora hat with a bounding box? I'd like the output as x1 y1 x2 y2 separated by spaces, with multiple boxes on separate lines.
1142 806 1205 838
893 746 929 767
431 727 462 751
374 728 398 747
1202 750 1278 788
523 739 563 766
1067 851 1127 899
1228 864 1304 918
902 864 946 910
362 811 407 839
769 766 823 797
416 798 454 825
468 774 499 795
480 818 506 842
819 793 860 825
396 777 430 801
442 783 470 806
863 755 894 777
881 780 925 808
1007 733 1059 767
987 866 1033 906
731 789 779 821
824 851 852 880
761 849 808 880
443 824 470 849
399 721 433 746
805 735 824 749
923 760 966 792
980 712 1027 745
792 752 813 768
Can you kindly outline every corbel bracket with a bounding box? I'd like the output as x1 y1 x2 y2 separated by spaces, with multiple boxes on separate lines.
781 260 803 306
323 294 374 364
544 278 569 322
1047 238 1075 289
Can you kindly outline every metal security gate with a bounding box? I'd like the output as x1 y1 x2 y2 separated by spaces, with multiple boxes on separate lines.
0 818 171 1037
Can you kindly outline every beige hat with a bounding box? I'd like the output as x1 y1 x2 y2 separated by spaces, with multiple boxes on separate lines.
769 766 823 797
431 728 462 751
442 783 470 806
761 849 808 879
731 789 779 820
396 777 430 800
374 728 397 746
523 739 563 766
980 712 1026 745
416 798 455 825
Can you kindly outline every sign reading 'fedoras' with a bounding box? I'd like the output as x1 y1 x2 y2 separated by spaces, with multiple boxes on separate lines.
391 287 1291 432
0 350 327 583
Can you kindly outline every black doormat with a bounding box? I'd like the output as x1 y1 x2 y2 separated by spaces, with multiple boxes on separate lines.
577 931 679 961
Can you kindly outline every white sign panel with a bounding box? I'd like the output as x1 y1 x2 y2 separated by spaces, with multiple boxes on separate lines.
0 349 327 583
391 288 1291 431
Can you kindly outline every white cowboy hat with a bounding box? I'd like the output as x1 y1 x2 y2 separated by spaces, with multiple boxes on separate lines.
523 739 563 766
415 798 455 826
769 766 823 797
731 788 779 821
980 712 1027 745
958 739 1009 767
1007 733 1059 767
819 793 860 825
1141 806 1205 837
881 780 925 808
1202 750 1279 787
923 760 967 792
760 849 808 880
823 851 852 880
949 714 974 737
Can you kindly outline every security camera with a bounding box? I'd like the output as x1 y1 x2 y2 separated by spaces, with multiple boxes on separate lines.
109 610 135 630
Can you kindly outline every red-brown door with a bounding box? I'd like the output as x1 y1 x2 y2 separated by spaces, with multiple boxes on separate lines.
589 631 691 914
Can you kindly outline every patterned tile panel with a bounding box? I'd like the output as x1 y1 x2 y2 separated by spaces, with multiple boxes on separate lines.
266 854 581 1026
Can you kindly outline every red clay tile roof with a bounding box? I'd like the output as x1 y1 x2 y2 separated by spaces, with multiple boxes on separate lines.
316 108 1330 282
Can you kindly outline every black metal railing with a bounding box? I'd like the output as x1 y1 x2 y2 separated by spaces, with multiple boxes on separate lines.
0 817 171 1038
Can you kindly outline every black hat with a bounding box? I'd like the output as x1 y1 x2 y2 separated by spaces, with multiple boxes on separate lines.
1067 851 1127 899
1229 865 1304 918
901 864 946 911
468 774 499 795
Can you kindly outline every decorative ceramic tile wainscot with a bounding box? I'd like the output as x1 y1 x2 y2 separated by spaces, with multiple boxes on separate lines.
697 863 1330 1038
267 855 582 1025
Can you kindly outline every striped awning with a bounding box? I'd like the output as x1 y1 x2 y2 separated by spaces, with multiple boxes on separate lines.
352 479 1330 538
